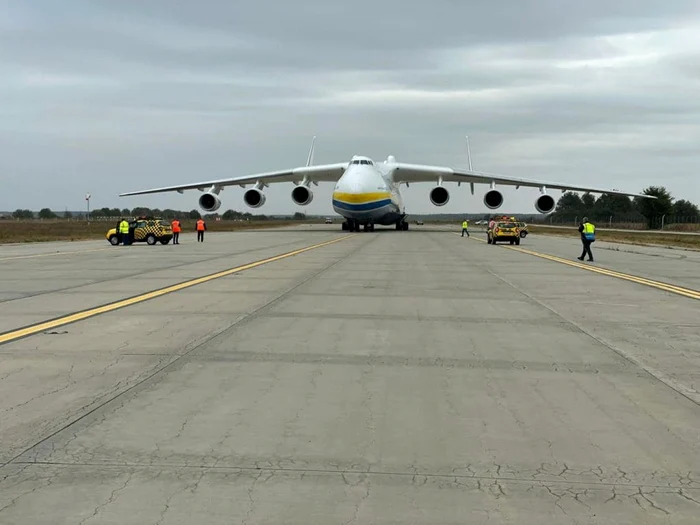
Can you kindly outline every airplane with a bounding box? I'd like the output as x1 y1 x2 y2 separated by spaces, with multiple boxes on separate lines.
119 137 655 232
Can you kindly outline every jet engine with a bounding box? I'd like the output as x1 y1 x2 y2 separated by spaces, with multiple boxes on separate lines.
198 192 222 212
483 189 504 210
429 186 450 206
534 194 556 214
291 185 313 206
243 188 266 208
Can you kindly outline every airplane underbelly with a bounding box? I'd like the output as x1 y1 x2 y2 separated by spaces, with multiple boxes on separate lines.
332 191 400 223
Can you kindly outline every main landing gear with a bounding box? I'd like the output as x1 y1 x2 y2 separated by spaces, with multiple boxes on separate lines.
342 220 374 232
395 220 408 231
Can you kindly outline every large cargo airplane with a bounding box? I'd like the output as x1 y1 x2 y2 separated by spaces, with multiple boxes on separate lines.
119 137 654 232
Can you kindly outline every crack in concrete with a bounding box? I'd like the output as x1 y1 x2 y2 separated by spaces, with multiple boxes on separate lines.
77 471 133 524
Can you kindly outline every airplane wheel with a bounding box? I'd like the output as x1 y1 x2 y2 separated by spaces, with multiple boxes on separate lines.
402 222 408 231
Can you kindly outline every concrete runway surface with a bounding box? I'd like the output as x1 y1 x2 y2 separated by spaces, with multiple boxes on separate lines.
1 225 699 524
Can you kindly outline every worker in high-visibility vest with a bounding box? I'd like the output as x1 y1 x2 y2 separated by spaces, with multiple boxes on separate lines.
196 218 206 242
461 220 470 237
171 218 181 244
577 217 595 262
119 218 130 245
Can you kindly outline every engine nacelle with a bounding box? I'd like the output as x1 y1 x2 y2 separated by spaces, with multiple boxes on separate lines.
291 185 313 206
243 188 266 208
198 192 222 212
535 194 556 214
429 186 450 206
484 189 504 210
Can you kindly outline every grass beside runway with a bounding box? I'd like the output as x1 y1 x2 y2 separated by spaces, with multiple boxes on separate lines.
526 225 700 250
0 219 301 244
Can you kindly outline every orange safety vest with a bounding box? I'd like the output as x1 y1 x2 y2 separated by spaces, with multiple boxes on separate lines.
171 220 181 233
196 219 205 231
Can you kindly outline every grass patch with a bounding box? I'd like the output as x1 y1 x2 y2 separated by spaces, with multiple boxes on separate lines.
0 219 300 244
528 225 700 250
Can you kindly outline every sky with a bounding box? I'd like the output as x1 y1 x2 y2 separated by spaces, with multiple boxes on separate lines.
2 0 700 216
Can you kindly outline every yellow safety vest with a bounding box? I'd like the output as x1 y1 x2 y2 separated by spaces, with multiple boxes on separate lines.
582 222 595 240
119 221 130 234
462 221 468 229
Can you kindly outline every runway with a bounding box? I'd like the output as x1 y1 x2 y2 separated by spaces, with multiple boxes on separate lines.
1 225 699 523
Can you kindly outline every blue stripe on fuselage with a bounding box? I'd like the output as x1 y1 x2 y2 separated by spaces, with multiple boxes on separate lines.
332 198 393 211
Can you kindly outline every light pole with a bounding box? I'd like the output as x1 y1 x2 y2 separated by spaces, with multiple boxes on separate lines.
85 193 91 222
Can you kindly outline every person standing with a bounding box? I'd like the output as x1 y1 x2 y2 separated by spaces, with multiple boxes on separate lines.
461 219 470 237
171 218 181 244
578 217 595 262
196 217 206 242
119 218 130 245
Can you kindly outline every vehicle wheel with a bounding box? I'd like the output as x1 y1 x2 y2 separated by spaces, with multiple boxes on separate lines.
146 234 156 245
515 238 520 245
510 240 514 245
520 231 527 238
160 239 170 245
109 235 119 245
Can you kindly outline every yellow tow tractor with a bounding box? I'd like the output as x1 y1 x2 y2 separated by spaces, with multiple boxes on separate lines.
106 217 173 245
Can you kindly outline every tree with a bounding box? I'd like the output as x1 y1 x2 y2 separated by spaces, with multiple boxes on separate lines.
634 186 674 228
581 192 596 209
131 207 153 217
553 192 584 221
593 193 633 220
38 208 56 219
12 209 33 219
672 199 699 221
188 209 201 220
293 212 306 220
64 211 73 219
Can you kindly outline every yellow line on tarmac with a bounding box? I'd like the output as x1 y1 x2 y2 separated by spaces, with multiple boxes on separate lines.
453 232 700 300
0 235 352 345
0 247 112 262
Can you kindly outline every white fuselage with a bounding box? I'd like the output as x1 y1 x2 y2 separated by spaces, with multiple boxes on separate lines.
331 160 405 226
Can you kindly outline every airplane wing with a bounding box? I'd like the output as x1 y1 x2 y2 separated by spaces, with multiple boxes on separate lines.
389 162 655 198
119 162 348 196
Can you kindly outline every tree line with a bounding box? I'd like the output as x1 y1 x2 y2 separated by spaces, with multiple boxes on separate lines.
552 186 699 228
8 207 283 221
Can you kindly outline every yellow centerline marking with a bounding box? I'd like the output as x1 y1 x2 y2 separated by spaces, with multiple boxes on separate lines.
0 235 352 345
0 247 112 262
452 232 700 300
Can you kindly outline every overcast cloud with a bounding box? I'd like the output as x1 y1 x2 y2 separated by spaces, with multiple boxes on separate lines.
2 0 699 215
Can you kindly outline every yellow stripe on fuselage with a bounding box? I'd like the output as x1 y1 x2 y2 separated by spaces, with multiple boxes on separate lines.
332 191 391 204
